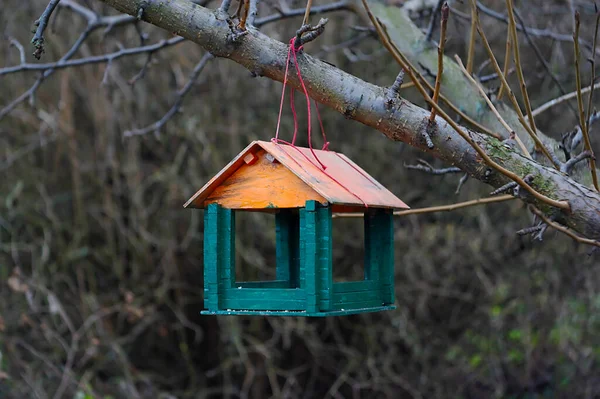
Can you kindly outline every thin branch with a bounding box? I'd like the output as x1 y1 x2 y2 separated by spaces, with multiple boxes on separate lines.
490 181 517 195
533 81 600 117
31 0 62 59
574 11 599 190
475 1 592 49
220 0 233 13
466 0 477 73
362 0 570 211
1 0 138 121
8 37 26 64
302 0 314 26
248 0 259 26
585 9 600 132
125 53 213 137
0 37 184 75
390 69 405 95
513 8 577 117
530 206 600 248
506 0 537 135
561 150 594 174
404 159 461 174
497 28 511 100
333 195 515 218
429 2 448 123
455 55 531 158
469 0 559 169
425 0 444 42
256 0 349 26
295 18 328 47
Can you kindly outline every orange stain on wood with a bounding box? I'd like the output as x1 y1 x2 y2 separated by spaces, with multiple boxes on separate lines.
204 150 327 209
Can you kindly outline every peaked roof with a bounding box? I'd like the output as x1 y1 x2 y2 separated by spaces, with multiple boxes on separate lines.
184 141 409 210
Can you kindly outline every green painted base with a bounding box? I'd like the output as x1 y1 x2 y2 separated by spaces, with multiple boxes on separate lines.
201 305 396 317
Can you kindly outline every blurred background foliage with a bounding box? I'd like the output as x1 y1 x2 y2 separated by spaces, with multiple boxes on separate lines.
1 0 600 397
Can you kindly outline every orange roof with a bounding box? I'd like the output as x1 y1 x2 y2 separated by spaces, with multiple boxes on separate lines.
184 141 409 211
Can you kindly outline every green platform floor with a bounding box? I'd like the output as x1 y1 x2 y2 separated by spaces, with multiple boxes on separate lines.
201 305 396 317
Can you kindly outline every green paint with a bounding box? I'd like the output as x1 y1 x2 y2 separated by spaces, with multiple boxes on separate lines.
201 201 397 316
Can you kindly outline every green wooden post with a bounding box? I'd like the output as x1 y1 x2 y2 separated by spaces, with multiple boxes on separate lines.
365 208 395 305
301 201 319 313
275 210 300 288
204 203 221 311
219 207 235 293
379 209 395 305
364 209 381 283
317 205 333 312
204 203 235 312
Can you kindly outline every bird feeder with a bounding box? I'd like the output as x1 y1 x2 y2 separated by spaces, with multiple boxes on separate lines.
184 141 409 316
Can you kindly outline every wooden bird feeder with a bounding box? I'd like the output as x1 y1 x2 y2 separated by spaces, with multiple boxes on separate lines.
184 141 409 316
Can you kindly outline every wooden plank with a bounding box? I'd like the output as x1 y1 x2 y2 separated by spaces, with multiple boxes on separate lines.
204 204 220 311
364 209 381 282
201 305 396 317
332 280 378 293
331 297 385 311
276 210 300 287
332 289 383 304
379 209 395 305
236 280 292 288
224 288 306 301
219 208 235 290
301 202 318 313
317 205 332 311
222 298 306 311
204 150 326 209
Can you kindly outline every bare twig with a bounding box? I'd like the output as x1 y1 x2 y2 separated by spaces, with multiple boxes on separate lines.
574 11 599 190
455 55 531 158
533 82 600 117
1 37 184 75
469 0 559 169
530 206 600 248
295 18 328 47
506 0 537 134
496 28 511 100
491 181 518 195
256 0 349 26
404 159 461 174
334 195 515 218
466 0 477 73
248 0 259 26
513 8 577 117
125 53 213 137
238 0 251 31
585 9 600 132
31 0 62 59
429 3 448 123
362 0 570 211
390 69 405 95
302 0 314 26
561 150 594 174
475 1 592 49
1 1 139 121
8 37 26 64
220 0 233 13
425 0 445 42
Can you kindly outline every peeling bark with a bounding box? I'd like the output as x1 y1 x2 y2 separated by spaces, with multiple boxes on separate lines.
95 0 600 240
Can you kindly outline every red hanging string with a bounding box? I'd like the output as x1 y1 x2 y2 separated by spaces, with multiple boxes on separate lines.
271 36 367 207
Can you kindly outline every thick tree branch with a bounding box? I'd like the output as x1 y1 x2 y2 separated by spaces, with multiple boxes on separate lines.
92 0 600 240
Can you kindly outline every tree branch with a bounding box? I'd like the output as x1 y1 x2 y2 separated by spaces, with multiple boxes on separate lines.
88 0 600 240
31 0 62 59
